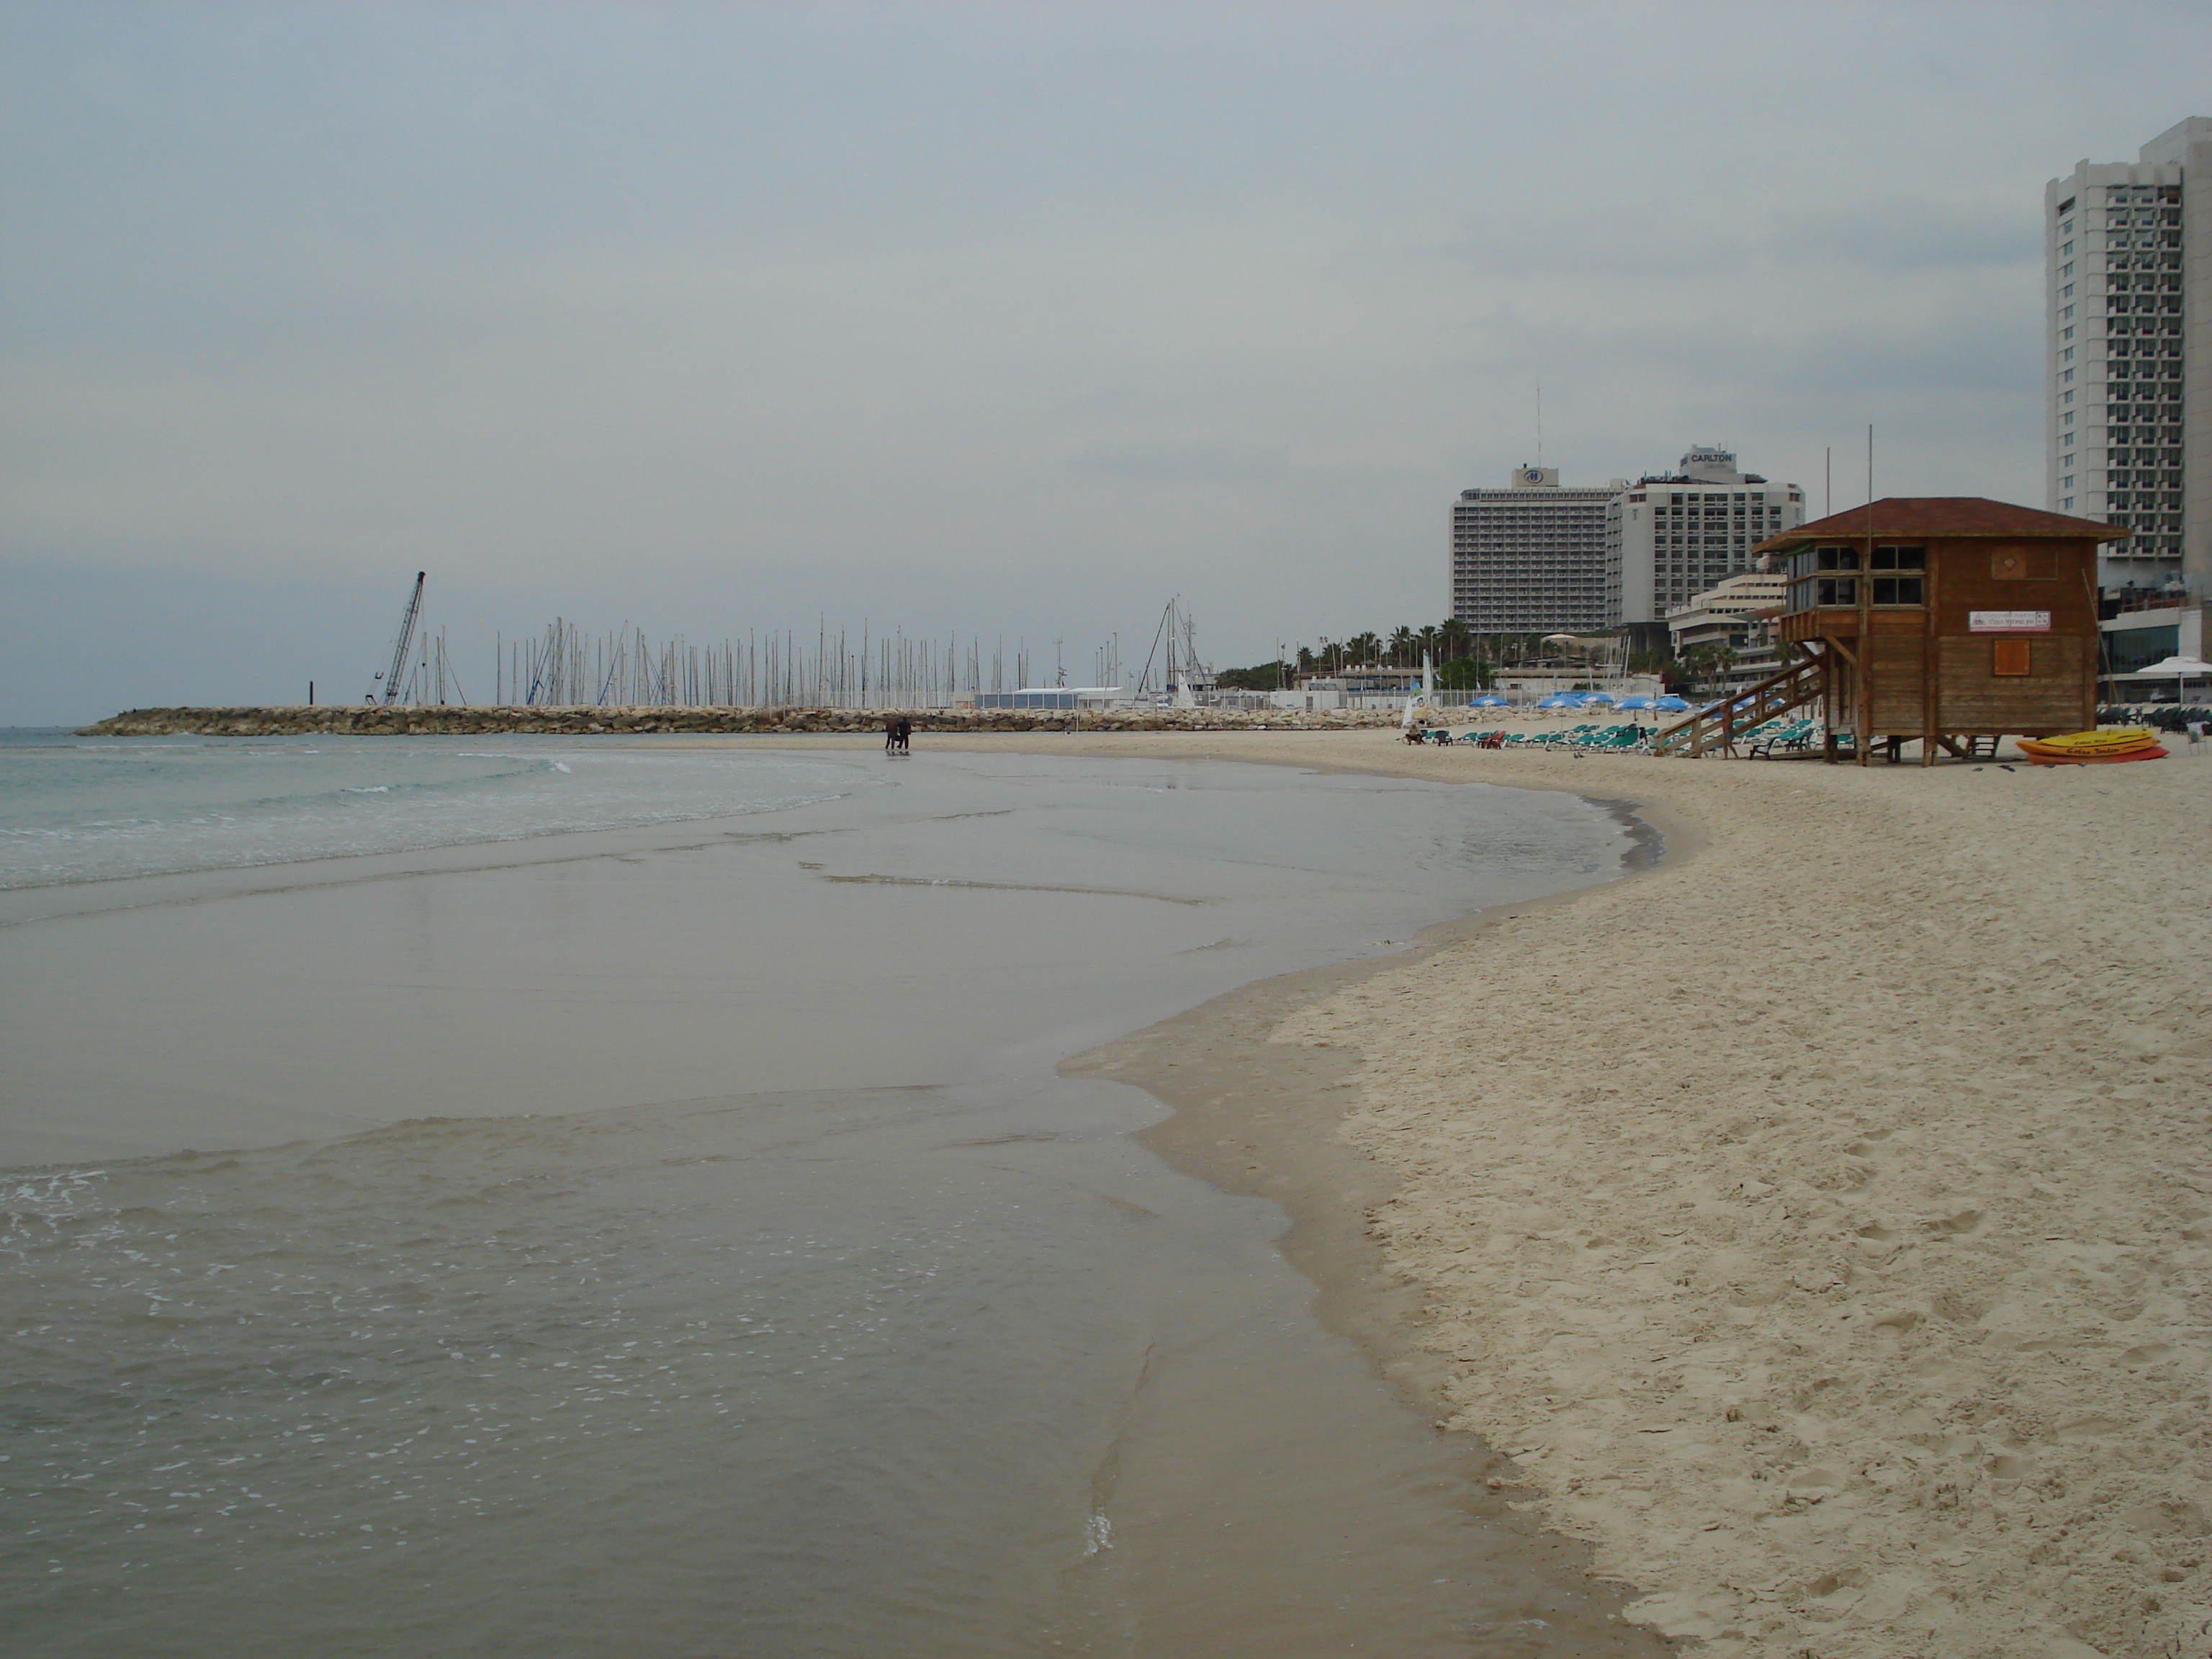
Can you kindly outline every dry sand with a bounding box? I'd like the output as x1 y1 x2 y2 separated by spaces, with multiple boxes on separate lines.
882 727 2210 1659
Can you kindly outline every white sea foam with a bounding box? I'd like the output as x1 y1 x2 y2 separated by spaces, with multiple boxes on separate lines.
0 734 865 889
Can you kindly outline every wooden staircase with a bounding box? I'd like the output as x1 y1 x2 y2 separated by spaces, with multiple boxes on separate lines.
1650 655 1825 757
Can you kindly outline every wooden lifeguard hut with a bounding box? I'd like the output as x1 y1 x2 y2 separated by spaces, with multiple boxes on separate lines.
1653 498 2128 765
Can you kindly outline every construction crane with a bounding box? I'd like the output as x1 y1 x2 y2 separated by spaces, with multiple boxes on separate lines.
371 572 426 704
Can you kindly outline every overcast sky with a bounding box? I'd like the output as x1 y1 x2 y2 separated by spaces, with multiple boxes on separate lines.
4 1 2208 722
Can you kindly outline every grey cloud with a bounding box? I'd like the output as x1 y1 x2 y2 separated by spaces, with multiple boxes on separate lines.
1071 439 1292 484
1423 196 2036 284
1763 200 2038 272
5 2 2205 721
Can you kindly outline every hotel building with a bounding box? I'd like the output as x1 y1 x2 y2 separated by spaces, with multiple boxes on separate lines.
1664 569 1791 694
2045 117 2208 606
1449 465 1624 633
1604 447 1804 625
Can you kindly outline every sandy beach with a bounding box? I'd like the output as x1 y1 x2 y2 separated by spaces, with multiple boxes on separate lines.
862 727 2212 1659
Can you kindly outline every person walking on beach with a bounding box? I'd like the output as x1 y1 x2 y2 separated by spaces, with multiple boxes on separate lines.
895 716 912 752
885 714 899 754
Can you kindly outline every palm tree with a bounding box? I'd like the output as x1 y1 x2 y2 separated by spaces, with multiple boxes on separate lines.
1678 643 1740 693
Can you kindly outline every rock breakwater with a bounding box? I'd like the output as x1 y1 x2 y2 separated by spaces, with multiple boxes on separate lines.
79 704 1405 738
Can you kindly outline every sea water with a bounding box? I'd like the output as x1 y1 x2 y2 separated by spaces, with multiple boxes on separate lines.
0 731 860 889
0 733 1659 1657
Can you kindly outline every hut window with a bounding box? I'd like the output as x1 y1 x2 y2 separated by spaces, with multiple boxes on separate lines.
1869 545 1925 570
1871 577 1923 606
1992 640 2033 676
1816 577 1856 606
1815 547 1859 571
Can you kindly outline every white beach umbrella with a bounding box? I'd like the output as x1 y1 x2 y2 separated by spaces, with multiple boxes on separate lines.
2132 656 2212 702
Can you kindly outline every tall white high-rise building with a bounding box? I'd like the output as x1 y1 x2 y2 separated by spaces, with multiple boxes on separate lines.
1604 447 1804 625
1450 465 1623 633
2045 117 2209 598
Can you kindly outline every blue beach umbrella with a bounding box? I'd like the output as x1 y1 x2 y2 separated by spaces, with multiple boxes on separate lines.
1653 695 1691 712
1535 693 1585 709
1471 694 1509 707
1614 696 1658 711
1582 691 1616 705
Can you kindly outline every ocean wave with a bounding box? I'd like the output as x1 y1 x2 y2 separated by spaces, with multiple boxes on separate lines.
6 740 873 869
6 757 554 830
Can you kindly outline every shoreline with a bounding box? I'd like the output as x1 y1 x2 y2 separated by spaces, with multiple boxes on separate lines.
15 728 2207 1654
1061 871 1686 1650
916 729 2209 1659
1 735 1678 1655
1069 788 1673 1414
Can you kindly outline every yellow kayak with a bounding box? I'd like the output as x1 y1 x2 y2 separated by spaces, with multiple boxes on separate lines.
2025 728 2157 754
2018 742 2167 765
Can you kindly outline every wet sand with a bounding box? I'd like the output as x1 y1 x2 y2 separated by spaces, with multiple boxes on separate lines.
858 727 2208 1659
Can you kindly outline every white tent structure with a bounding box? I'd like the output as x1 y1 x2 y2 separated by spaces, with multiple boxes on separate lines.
2131 656 2212 701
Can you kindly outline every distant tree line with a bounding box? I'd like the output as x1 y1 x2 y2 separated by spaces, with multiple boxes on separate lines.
1215 620 1680 693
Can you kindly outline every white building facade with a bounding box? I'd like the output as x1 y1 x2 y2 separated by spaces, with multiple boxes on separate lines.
1604 447 1804 625
1665 570 1790 692
1451 466 1624 634
2045 117 2208 595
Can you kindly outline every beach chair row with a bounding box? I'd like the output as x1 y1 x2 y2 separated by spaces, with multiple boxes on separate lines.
1665 714 1820 757
1744 719 1820 757
1420 723 1657 753
1453 714 1825 758
1421 719 1822 756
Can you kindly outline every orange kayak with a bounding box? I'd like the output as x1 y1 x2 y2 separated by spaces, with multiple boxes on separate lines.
2017 741 2168 765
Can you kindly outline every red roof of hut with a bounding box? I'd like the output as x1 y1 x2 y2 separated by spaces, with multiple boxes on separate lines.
1754 498 2130 556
